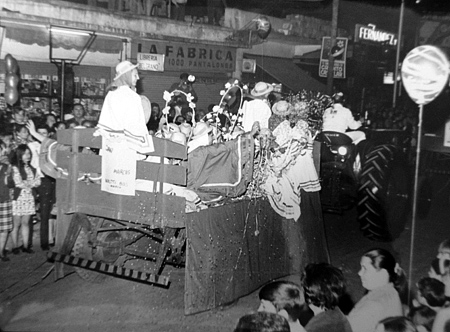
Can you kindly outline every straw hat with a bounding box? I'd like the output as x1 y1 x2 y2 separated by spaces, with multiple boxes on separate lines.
191 122 212 140
272 100 294 117
251 82 273 97
114 61 138 81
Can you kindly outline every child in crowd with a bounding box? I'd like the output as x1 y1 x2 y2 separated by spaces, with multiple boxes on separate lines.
409 277 446 332
10 144 41 254
257 280 310 332
413 277 447 312
0 140 14 261
301 262 352 332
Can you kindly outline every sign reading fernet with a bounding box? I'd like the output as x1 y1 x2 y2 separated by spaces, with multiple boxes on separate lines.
319 37 348 79
137 53 165 72
140 41 236 73
355 24 398 45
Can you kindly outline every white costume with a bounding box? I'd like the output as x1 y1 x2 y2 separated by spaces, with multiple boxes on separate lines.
241 99 272 132
322 103 365 144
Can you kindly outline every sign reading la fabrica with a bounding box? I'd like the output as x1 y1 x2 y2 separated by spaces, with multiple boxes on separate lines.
138 41 236 73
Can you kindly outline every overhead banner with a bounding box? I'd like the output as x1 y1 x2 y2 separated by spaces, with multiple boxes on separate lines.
137 52 165 72
139 40 236 73
319 37 348 79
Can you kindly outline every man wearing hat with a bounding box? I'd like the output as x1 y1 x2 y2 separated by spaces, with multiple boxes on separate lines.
97 60 153 154
241 82 273 132
168 72 198 103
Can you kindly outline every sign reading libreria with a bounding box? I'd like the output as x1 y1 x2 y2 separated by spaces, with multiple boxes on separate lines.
140 41 236 73
355 24 398 46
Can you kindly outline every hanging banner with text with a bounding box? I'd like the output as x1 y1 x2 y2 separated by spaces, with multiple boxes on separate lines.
137 53 165 72
138 41 236 73
319 37 348 79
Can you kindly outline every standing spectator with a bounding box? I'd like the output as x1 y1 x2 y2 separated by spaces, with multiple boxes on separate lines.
347 248 405 332
72 103 86 125
207 0 226 25
45 113 57 132
27 121 56 251
301 263 352 332
12 124 31 150
10 144 41 254
168 73 198 103
171 0 187 21
10 108 28 125
0 140 14 261
147 102 161 135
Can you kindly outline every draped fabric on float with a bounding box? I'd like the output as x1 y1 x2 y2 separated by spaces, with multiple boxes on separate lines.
184 191 329 315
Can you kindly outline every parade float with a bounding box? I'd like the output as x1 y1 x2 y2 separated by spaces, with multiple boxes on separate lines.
46 80 330 315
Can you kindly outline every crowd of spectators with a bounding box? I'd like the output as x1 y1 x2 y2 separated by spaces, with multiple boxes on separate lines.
0 102 99 260
232 243 450 332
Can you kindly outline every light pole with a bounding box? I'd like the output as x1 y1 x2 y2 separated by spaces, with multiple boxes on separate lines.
327 0 339 95
393 0 405 108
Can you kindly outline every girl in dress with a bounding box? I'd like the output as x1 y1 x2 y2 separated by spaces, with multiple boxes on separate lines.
10 144 41 254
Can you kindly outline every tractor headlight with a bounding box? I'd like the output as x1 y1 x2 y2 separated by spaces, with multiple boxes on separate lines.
338 146 348 156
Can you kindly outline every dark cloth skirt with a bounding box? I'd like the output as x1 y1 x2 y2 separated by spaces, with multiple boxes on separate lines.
0 201 13 232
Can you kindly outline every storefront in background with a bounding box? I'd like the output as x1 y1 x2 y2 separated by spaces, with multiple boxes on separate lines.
132 40 237 112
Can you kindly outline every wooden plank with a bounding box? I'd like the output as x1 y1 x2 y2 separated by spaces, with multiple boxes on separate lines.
58 128 187 159
56 152 186 185
62 179 186 228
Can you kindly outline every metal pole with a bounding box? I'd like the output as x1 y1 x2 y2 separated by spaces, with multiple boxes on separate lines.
408 103 423 304
393 0 405 108
60 60 65 123
327 0 339 95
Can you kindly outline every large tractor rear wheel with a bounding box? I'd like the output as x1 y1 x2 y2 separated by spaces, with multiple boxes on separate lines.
357 145 410 242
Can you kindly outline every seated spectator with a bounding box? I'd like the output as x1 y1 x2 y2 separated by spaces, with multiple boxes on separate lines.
301 263 352 332
234 312 290 332
376 316 418 332
258 280 310 332
347 248 405 332
413 277 446 312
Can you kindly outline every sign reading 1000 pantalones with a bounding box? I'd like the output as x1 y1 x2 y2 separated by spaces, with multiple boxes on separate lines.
138 41 236 73
319 37 348 79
